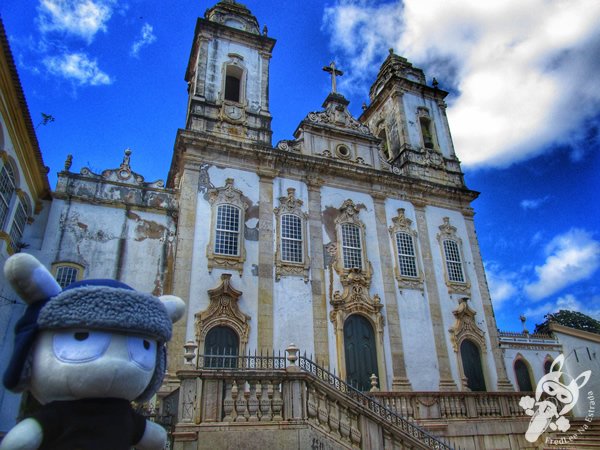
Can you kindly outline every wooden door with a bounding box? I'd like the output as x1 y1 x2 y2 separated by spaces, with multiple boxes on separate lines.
344 315 379 391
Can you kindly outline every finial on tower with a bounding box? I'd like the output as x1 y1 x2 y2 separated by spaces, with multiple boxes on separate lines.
322 61 343 94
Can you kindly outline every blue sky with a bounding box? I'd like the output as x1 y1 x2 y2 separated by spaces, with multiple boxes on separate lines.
2 0 599 332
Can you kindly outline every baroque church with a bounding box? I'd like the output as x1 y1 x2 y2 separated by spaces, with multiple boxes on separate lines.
1 2 599 449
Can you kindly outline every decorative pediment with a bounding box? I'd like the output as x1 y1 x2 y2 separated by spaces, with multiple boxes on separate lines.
78 148 164 188
195 274 250 348
438 216 458 238
448 297 486 352
330 269 384 335
335 199 363 226
207 178 248 209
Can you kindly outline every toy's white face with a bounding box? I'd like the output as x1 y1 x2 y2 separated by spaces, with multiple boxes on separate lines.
30 329 157 404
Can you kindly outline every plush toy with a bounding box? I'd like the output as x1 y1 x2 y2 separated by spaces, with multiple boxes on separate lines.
0 253 185 450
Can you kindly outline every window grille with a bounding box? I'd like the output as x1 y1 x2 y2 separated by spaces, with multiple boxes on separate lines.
395 232 417 277
281 214 303 263
443 239 464 282
55 266 79 288
0 164 16 228
8 200 26 250
341 223 363 269
215 204 240 256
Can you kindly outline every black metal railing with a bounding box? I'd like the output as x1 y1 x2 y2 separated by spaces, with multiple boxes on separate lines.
196 348 286 370
298 356 454 450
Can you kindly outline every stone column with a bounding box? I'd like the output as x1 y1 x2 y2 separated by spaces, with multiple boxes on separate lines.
257 171 276 352
371 194 411 391
169 161 201 375
414 203 457 391
463 209 514 391
306 176 330 365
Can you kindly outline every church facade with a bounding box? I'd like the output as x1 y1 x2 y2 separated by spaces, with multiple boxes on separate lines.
164 0 513 394
2 1 599 447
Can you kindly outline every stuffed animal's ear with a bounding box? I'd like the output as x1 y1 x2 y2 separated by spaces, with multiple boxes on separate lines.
159 295 185 323
4 254 61 304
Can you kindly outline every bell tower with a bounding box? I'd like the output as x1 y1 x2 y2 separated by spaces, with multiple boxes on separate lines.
360 50 465 188
184 0 276 145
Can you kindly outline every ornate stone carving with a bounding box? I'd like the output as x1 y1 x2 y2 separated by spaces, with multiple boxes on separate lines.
195 273 250 355
206 178 249 275
273 188 310 282
388 208 423 289
437 217 471 295
306 105 371 136
448 297 486 353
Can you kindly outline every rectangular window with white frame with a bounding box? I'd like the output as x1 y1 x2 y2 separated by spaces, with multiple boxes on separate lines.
443 239 465 283
395 232 418 278
341 223 363 270
281 214 303 263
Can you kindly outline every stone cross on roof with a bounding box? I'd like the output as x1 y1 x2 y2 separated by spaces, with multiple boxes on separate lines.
322 61 343 93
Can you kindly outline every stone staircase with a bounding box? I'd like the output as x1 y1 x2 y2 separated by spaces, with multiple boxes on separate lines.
540 419 600 449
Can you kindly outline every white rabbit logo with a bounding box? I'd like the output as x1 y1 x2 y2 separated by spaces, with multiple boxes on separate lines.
519 354 591 443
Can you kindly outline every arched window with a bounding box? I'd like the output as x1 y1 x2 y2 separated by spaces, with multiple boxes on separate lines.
207 178 248 275
224 65 243 103
215 204 241 256
460 339 486 391
0 161 16 228
204 326 239 368
274 188 309 281
420 117 434 149
443 239 465 283
280 214 303 263
8 194 30 251
514 359 534 391
52 262 84 288
544 359 553 374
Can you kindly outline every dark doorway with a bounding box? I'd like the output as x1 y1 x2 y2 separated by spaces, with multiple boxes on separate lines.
344 315 379 391
204 326 239 368
460 339 486 391
515 359 534 391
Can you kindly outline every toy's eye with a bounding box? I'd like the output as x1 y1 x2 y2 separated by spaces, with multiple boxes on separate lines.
127 336 156 370
53 330 111 363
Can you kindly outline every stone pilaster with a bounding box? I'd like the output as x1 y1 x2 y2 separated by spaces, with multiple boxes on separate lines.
306 176 330 365
414 203 457 391
371 194 411 391
257 171 276 352
169 162 201 375
193 37 209 99
463 210 514 391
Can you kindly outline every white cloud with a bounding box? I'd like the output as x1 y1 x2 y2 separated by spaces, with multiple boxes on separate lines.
525 294 600 321
322 0 600 168
131 23 156 57
44 53 113 86
37 0 116 43
520 196 550 210
524 229 600 300
485 263 518 309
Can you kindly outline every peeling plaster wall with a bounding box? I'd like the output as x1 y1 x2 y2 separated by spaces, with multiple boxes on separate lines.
186 166 260 351
35 198 175 294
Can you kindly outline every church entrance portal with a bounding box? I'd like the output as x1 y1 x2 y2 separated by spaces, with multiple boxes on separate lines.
204 325 239 368
344 315 379 391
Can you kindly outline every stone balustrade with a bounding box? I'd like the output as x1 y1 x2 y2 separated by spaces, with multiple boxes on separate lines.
370 391 529 421
171 367 452 450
